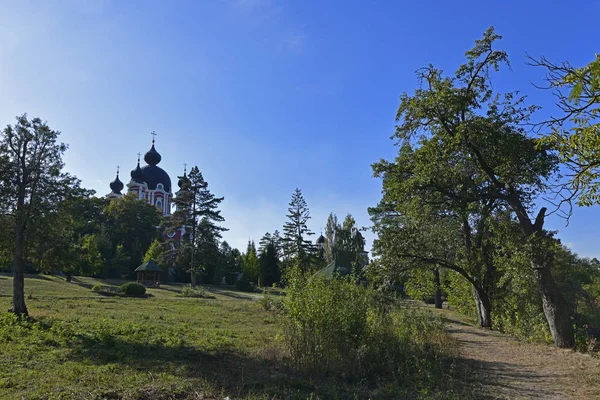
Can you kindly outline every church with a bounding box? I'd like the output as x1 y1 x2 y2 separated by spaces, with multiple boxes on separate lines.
105 134 187 241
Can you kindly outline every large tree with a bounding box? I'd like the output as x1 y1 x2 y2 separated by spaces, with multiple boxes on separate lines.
282 188 314 270
374 28 574 347
0 115 82 315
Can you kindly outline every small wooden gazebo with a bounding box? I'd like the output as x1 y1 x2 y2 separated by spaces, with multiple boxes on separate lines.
135 260 162 287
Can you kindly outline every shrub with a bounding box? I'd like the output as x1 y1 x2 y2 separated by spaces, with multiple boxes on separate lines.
91 284 102 292
120 282 146 297
258 293 283 313
282 275 457 382
179 285 214 298
236 278 255 292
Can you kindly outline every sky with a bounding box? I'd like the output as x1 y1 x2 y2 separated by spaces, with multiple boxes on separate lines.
0 0 599 257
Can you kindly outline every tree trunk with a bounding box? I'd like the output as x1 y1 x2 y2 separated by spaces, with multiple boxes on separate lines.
472 285 491 328
190 270 197 288
433 268 443 309
11 223 28 316
533 261 574 348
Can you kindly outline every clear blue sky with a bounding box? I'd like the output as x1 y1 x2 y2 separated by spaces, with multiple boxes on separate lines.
1 1 599 256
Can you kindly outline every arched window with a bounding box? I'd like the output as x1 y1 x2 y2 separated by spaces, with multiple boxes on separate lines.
156 199 163 211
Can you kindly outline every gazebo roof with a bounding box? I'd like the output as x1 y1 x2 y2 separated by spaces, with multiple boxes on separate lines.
313 258 350 279
135 260 162 272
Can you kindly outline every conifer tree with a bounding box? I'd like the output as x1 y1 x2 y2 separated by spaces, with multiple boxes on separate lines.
282 188 314 271
165 166 226 286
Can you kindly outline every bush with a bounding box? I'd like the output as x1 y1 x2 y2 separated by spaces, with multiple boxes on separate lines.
91 284 102 292
236 278 256 292
258 293 283 313
120 282 146 297
282 275 457 383
178 285 214 298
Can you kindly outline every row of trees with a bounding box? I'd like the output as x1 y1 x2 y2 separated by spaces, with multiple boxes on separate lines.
235 188 368 288
369 28 600 349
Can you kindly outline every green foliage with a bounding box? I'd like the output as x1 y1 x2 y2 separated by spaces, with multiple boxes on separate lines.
81 234 105 277
241 240 261 284
120 282 146 297
322 213 367 275
282 274 457 384
259 238 281 287
104 193 161 275
405 268 437 303
445 271 477 320
143 239 163 263
533 54 600 206
91 284 102 292
257 293 283 313
179 284 213 298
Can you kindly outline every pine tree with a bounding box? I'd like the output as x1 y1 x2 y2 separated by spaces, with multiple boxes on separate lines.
164 166 226 286
258 232 272 254
259 239 281 287
282 188 314 271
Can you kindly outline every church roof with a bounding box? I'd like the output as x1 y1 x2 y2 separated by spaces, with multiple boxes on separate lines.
130 162 145 184
135 260 162 272
141 164 172 192
109 172 124 194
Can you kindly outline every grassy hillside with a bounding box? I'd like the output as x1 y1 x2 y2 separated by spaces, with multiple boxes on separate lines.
0 274 477 399
0 274 288 399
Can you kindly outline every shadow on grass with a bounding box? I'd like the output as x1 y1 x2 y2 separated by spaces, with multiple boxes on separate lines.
455 356 566 399
208 288 257 301
58 327 491 399
66 333 332 399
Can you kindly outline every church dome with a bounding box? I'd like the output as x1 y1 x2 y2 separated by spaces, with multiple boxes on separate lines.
130 162 145 184
141 164 172 192
109 173 124 194
144 144 162 166
316 234 326 245
141 142 171 192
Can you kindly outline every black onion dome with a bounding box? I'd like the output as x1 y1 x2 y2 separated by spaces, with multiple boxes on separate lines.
178 174 190 190
130 162 145 183
141 165 172 192
110 174 124 194
144 144 162 166
316 235 326 245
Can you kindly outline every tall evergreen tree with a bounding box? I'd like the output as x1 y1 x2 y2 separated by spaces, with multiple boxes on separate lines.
324 213 338 264
164 166 226 286
282 188 314 270
0 115 83 315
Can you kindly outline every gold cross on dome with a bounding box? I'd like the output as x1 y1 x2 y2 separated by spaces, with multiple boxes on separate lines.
151 131 157 144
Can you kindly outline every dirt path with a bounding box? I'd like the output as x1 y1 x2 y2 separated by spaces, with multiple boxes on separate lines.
441 312 600 399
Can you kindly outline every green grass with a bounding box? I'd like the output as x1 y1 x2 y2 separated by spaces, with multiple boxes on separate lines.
0 274 480 399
